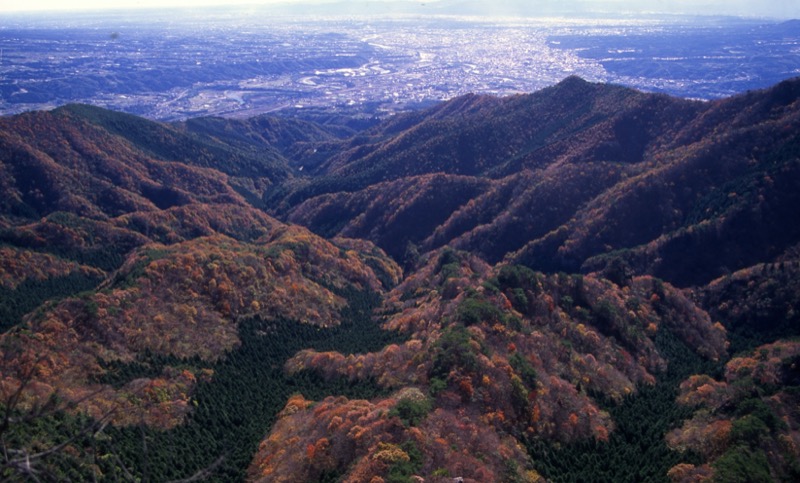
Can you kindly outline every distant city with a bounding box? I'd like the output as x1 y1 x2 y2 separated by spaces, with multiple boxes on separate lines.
1 10 798 120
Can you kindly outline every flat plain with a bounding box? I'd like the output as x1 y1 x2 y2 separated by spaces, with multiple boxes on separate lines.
1 11 798 120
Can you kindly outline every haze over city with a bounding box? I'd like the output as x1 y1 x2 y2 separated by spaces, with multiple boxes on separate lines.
1 0 799 19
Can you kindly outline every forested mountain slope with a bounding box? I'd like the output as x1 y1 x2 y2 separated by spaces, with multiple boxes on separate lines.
0 103 340 219
0 77 798 482
278 77 800 287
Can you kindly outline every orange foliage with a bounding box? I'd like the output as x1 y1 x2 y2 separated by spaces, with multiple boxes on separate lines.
288 255 730 452
667 463 713 483
670 340 800 477
0 212 399 430
0 246 104 289
458 377 474 402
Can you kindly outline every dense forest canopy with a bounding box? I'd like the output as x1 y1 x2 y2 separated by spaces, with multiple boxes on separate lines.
0 76 799 482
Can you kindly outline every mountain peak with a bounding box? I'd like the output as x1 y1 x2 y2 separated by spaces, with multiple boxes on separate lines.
557 74 591 88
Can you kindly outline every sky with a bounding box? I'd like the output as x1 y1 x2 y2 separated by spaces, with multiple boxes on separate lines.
0 0 281 12
0 0 798 19
0 0 299 12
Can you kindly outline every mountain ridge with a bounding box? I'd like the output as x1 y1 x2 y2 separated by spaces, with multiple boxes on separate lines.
0 76 799 482
277 76 800 287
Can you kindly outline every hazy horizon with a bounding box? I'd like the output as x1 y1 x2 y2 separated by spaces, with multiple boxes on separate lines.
1 0 798 20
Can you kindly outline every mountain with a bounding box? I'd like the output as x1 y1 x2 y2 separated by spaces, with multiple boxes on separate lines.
0 103 366 220
0 77 799 482
0 101 402 479
277 76 800 286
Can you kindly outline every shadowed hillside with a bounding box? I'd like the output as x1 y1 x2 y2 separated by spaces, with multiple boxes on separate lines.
274 77 800 287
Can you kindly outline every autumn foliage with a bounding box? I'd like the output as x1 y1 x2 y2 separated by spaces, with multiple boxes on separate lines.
667 340 800 481
267 249 729 480
0 213 398 429
0 77 798 481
